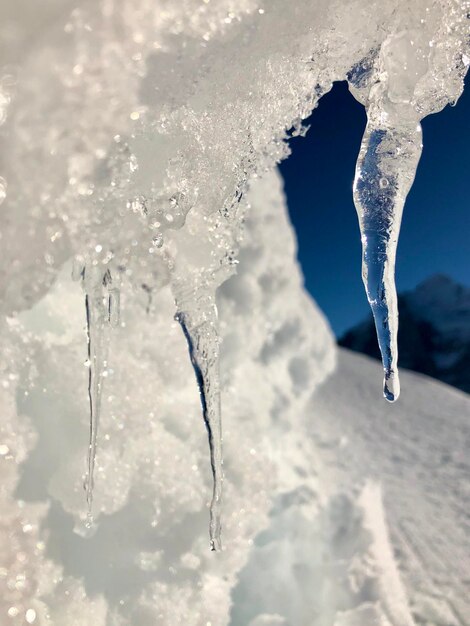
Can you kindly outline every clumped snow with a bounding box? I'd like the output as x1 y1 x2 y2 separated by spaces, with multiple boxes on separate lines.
0 0 469 623
0 172 336 624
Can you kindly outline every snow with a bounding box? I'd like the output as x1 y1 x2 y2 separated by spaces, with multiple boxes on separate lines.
1 169 468 624
0 0 469 623
230 347 470 626
311 349 470 626
0 170 335 624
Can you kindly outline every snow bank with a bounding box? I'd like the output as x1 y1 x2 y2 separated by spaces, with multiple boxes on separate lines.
0 171 336 624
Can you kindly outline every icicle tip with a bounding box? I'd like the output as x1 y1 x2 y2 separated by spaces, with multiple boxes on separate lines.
383 369 400 403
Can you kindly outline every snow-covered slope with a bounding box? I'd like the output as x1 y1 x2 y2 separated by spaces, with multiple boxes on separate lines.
313 349 470 626
340 276 470 393
230 348 470 626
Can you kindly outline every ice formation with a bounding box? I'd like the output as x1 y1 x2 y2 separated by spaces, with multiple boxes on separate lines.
349 46 420 402
0 0 469 623
176 305 223 552
78 263 121 527
352 119 422 402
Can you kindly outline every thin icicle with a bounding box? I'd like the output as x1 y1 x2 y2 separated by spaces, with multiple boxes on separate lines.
104 269 121 328
77 264 119 527
175 300 223 551
83 268 108 526
353 118 422 401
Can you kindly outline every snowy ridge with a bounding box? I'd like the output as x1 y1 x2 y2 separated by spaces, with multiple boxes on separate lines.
229 343 470 626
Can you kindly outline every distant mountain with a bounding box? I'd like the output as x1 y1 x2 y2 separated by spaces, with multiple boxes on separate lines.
339 275 470 394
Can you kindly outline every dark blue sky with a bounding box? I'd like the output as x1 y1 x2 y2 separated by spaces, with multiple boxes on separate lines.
280 77 470 337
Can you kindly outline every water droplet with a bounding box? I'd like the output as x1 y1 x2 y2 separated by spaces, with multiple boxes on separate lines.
127 196 147 216
129 154 138 173
0 176 7 206
152 233 163 248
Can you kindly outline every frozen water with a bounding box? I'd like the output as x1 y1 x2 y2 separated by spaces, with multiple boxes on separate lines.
0 0 469 622
80 264 121 526
347 11 468 401
176 305 223 552
353 123 423 402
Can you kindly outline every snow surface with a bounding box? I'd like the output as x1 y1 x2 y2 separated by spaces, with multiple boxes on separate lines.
229 346 470 626
311 350 470 626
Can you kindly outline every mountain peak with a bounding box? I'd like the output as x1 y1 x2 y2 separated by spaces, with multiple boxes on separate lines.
415 273 457 291
412 273 469 300
339 274 470 394
405 274 470 342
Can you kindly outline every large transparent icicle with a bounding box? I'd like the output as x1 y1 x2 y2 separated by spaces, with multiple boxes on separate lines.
353 118 423 401
74 263 120 526
175 296 223 551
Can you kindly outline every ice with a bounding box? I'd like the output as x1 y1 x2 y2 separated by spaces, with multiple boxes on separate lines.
352 122 423 401
0 176 6 205
347 12 468 401
0 0 469 622
70 262 121 526
176 303 223 551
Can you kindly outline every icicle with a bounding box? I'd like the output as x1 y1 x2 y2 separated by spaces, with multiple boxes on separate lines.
353 117 422 402
175 297 223 551
104 270 121 328
142 283 153 314
76 264 119 527
83 268 107 526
